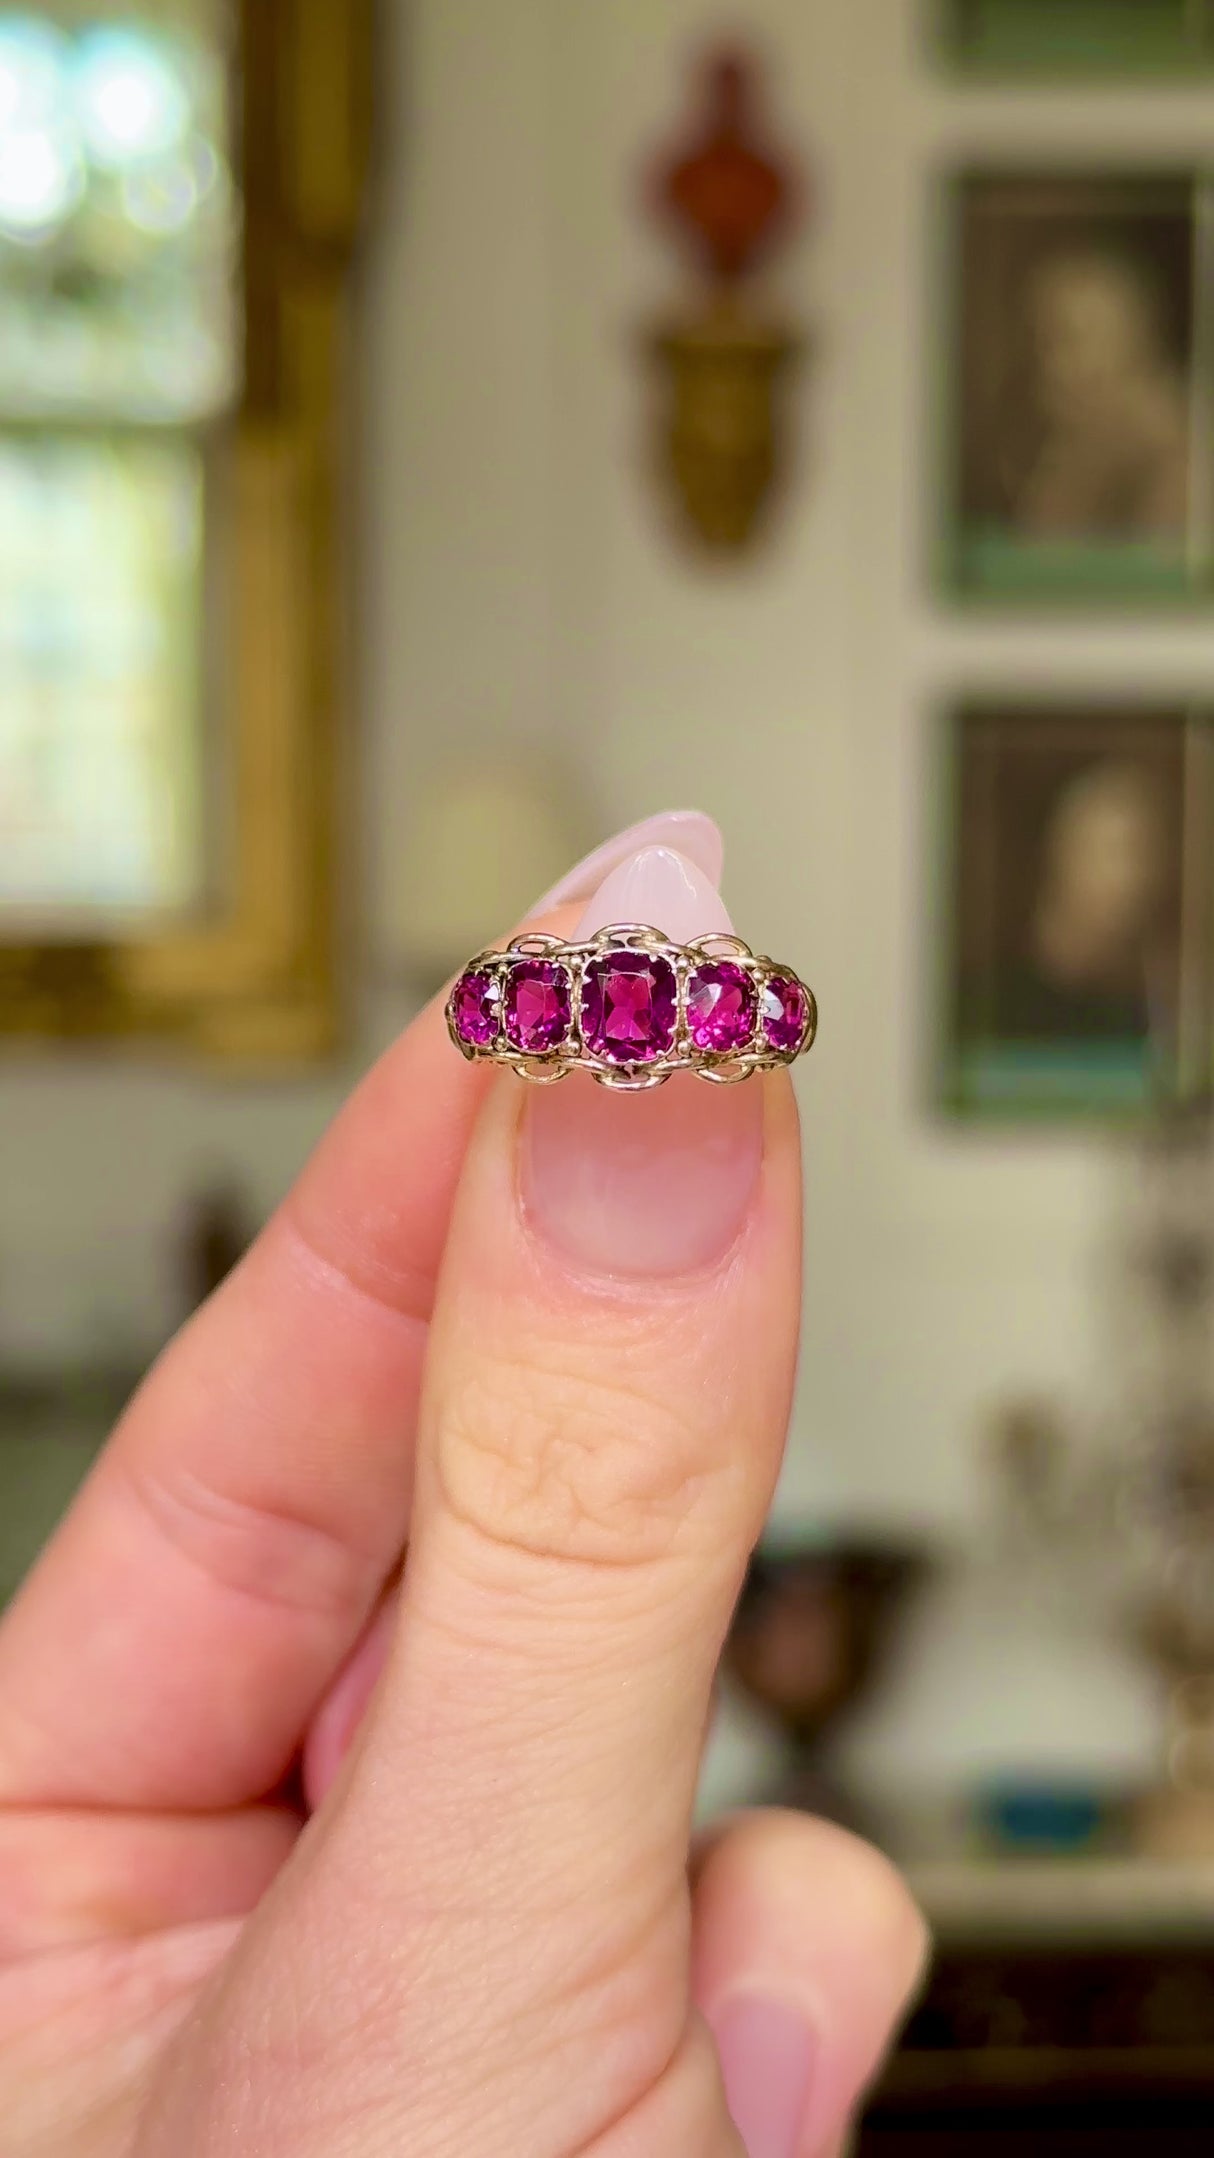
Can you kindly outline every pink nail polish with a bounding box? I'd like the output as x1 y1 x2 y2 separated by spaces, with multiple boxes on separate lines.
528 812 724 915
520 847 763 1280
576 843 733 940
714 1995 816 2158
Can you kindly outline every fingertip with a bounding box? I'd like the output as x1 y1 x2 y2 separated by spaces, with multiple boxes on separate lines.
574 844 733 940
529 812 725 916
693 1811 930 2155
696 1809 929 1997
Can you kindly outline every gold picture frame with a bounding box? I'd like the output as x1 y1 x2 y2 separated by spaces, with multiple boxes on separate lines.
0 0 373 1060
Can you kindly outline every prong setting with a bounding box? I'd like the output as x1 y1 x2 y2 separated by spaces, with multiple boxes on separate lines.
447 924 816 1086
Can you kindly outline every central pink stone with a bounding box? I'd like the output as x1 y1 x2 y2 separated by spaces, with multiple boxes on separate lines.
582 950 677 1064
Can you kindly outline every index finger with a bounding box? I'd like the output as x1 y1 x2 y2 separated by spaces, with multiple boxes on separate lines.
0 814 723 1811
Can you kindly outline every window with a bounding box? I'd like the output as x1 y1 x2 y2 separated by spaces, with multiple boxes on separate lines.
0 5 236 928
0 1 370 1054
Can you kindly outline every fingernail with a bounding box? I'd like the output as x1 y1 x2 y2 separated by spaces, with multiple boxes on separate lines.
527 810 723 915
714 1995 817 2158
577 842 733 939
521 846 763 1279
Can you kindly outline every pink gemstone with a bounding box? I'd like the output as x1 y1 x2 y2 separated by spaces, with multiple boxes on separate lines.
687 961 757 1054
762 974 808 1053
582 950 677 1064
504 960 571 1053
452 968 499 1046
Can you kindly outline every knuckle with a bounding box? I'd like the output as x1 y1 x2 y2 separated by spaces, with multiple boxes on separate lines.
117 1454 373 1625
432 1340 714 1570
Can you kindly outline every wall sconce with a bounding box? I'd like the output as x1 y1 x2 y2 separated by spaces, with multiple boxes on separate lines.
645 46 808 554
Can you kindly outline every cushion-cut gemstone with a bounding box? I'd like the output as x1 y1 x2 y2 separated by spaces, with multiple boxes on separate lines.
452 968 499 1046
762 974 809 1053
504 960 571 1053
686 961 756 1054
582 950 677 1063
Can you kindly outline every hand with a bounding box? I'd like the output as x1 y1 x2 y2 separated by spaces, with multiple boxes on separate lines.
0 814 925 2158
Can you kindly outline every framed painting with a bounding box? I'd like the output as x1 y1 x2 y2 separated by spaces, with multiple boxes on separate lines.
937 700 1214 1119
0 0 372 1058
937 0 1214 77
942 171 1213 607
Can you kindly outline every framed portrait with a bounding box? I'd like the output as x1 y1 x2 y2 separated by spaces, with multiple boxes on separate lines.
945 172 1213 604
939 701 1214 1119
938 0 1214 76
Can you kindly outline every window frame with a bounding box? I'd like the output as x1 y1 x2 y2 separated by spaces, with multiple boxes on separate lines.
0 0 372 1059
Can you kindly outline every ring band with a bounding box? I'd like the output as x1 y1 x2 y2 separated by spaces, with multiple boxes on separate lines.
447 924 817 1091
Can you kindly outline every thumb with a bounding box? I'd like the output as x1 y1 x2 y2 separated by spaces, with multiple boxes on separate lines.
149 844 804 2158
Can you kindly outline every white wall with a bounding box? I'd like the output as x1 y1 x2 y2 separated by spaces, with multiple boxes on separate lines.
395 0 1126 1535
5 0 1206 1785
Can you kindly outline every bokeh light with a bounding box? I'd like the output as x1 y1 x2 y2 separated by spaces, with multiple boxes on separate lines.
122 152 199 235
0 120 80 235
0 6 238 421
74 28 189 171
0 15 68 131
0 16 196 240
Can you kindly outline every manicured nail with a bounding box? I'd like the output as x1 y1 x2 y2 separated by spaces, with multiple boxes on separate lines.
576 842 733 939
521 846 763 1279
714 1995 816 2158
527 810 723 915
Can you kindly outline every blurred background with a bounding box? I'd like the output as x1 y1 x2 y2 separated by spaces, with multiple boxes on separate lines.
1 0 1214 2147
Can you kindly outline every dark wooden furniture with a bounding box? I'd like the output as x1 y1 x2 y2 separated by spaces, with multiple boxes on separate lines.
859 1860 1214 2155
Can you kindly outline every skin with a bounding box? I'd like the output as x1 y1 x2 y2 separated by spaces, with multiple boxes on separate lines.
0 874 926 2158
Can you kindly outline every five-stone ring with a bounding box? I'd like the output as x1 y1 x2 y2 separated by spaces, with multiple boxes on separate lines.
447 924 817 1091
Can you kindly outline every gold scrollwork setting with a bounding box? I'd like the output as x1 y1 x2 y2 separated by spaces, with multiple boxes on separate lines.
447 923 817 1091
